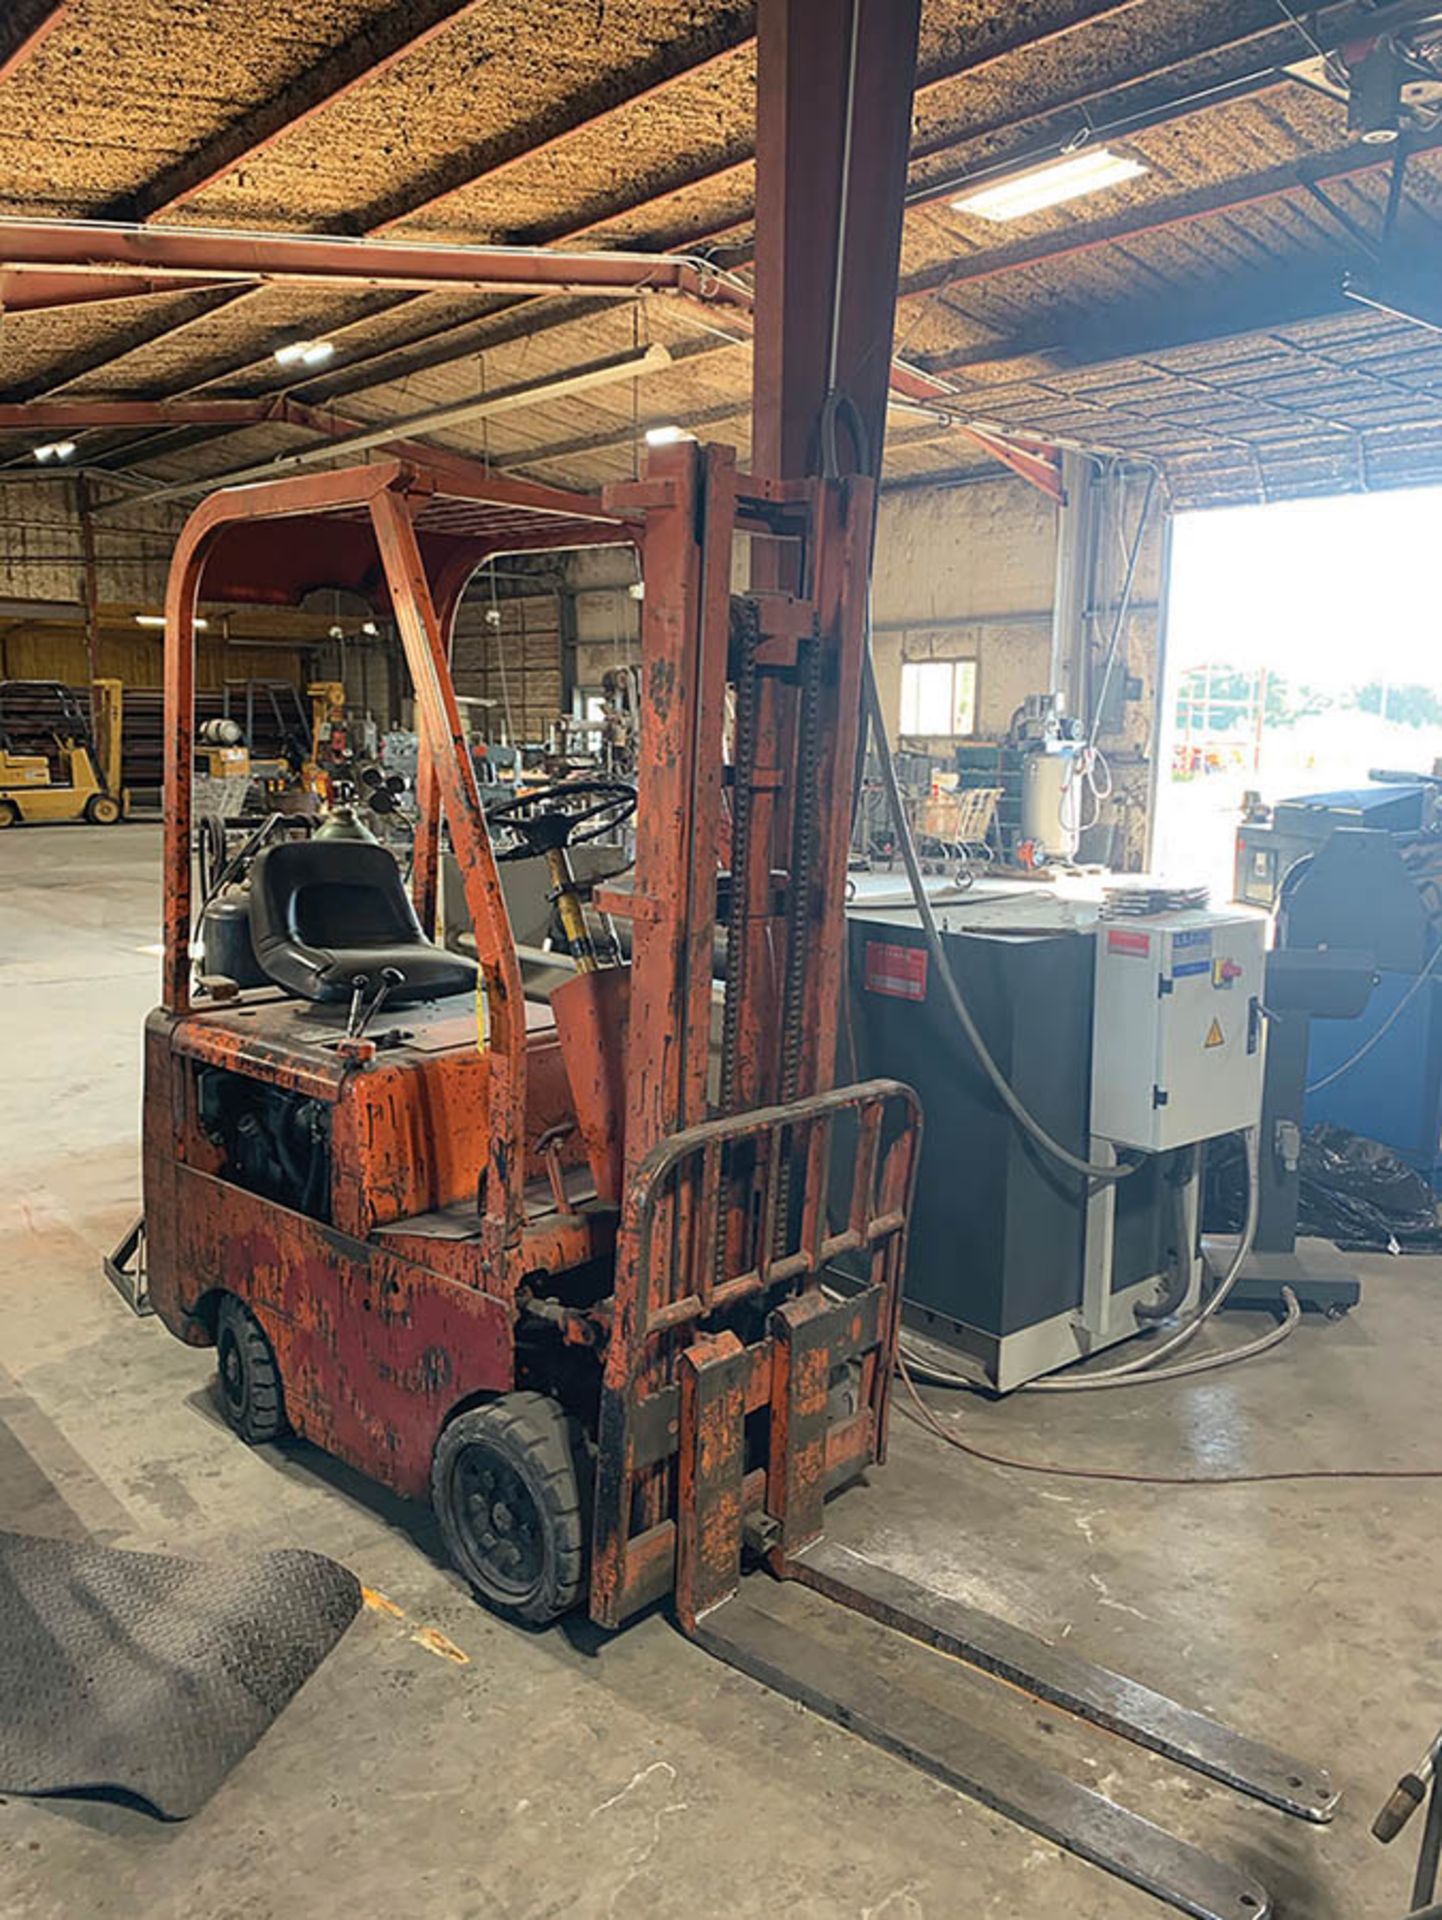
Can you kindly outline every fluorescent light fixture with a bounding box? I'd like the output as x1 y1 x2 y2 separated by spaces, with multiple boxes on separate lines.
951 147 1147 222
135 613 208 631
34 439 77 462
274 337 335 369
644 423 690 446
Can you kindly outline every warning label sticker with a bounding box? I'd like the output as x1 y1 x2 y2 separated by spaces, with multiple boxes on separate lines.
1107 929 1151 957
1204 1017 1225 1049
864 941 928 1002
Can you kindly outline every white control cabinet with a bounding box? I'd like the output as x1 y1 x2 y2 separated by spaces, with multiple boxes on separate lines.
1090 907 1267 1152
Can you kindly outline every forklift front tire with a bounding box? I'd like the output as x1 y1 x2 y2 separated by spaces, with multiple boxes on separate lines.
85 793 121 825
214 1294 288 1444
0 800 18 828
431 1393 587 1626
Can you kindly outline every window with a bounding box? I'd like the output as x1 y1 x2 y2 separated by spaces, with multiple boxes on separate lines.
900 658 977 737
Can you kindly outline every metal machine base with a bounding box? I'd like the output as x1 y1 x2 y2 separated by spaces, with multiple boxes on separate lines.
1202 1238 1361 1319
690 1540 1336 1919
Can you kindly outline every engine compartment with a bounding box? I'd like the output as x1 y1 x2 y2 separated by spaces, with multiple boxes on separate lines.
197 1067 331 1220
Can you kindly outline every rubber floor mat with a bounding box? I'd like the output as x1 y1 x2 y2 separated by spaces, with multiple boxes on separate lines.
0 1529 361 1818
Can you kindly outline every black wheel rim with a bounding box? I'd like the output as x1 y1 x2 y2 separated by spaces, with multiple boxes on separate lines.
452 1446 546 1600
218 1329 245 1413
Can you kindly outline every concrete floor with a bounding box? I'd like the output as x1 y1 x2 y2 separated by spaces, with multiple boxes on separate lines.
2 823 1440 1919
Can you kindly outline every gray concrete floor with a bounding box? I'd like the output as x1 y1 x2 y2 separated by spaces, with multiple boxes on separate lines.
2 822 1440 1919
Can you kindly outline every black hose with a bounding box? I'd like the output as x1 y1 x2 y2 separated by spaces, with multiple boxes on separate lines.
1133 1148 1196 1322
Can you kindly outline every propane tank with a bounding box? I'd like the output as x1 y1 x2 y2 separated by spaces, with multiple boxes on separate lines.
314 804 379 844
199 892 268 988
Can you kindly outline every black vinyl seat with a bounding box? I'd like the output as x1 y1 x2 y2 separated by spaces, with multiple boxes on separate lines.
249 840 478 1006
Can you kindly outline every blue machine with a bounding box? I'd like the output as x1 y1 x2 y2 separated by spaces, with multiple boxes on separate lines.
1281 822 1442 1187
1235 779 1435 908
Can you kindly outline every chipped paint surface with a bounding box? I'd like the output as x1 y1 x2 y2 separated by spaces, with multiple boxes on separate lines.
409 1625 470 1665
361 1585 406 1619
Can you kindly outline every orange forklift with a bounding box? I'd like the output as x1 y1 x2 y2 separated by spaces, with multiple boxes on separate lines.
136 5 1333 1910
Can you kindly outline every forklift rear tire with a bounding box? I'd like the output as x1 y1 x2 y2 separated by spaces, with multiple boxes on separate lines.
214 1294 288 1444
85 793 121 825
0 801 17 828
431 1393 587 1626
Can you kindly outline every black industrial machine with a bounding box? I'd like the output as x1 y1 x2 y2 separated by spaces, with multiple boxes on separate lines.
1205 942 1374 1317
1234 774 1439 909
847 889 1268 1390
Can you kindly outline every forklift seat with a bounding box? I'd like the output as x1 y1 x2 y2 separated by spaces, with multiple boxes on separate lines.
249 840 478 1006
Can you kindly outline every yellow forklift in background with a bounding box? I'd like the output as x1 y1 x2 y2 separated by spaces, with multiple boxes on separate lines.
0 678 128 827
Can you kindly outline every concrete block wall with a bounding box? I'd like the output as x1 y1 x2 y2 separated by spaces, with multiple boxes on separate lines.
869 477 1060 748
0 477 178 610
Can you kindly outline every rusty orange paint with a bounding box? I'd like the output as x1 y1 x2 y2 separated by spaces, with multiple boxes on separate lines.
147 443 922 1641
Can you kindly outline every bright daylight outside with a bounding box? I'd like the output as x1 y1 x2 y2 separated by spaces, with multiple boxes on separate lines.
1154 486 1442 899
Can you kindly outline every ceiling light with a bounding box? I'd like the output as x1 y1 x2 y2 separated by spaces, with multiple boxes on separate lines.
361 619 379 636
34 439 76 462
135 613 208 631
628 582 646 602
644 424 690 446
274 338 335 369
951 148 1147 222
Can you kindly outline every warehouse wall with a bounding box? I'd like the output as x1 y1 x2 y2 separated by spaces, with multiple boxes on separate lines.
877 473 1166 867
569 546 641 693
0 476 177 610
0 477 305 692
451 588 565 744
0 619 305 693
562 481 1082 741
870 478 1060 747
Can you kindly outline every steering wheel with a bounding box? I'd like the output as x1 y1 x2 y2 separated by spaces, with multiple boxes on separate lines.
485 778 636 863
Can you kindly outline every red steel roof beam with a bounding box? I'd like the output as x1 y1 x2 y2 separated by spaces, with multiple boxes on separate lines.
0 0 72 86
0 218 755 310
0 396 371 433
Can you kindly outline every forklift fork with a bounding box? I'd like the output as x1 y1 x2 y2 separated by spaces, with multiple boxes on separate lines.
690 1482 1335 1920
588 1074 1335 1918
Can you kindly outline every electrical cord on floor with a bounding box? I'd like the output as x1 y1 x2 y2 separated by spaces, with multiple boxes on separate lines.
1306 939 1442 1094
894 1347 1442 1487
899 1280 1298 1394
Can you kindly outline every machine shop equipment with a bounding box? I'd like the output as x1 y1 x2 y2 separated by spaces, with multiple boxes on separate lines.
1283 824 1442 1188
1234 772 1441 909
848 889 1267 1389
954 691 1084 868
1203 943 1374 1319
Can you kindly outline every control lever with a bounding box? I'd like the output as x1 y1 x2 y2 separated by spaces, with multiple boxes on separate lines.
354 966 404 1041
346 973 369 1040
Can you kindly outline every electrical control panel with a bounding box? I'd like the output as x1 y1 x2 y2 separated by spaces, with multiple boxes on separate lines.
1090 907 1267 1152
